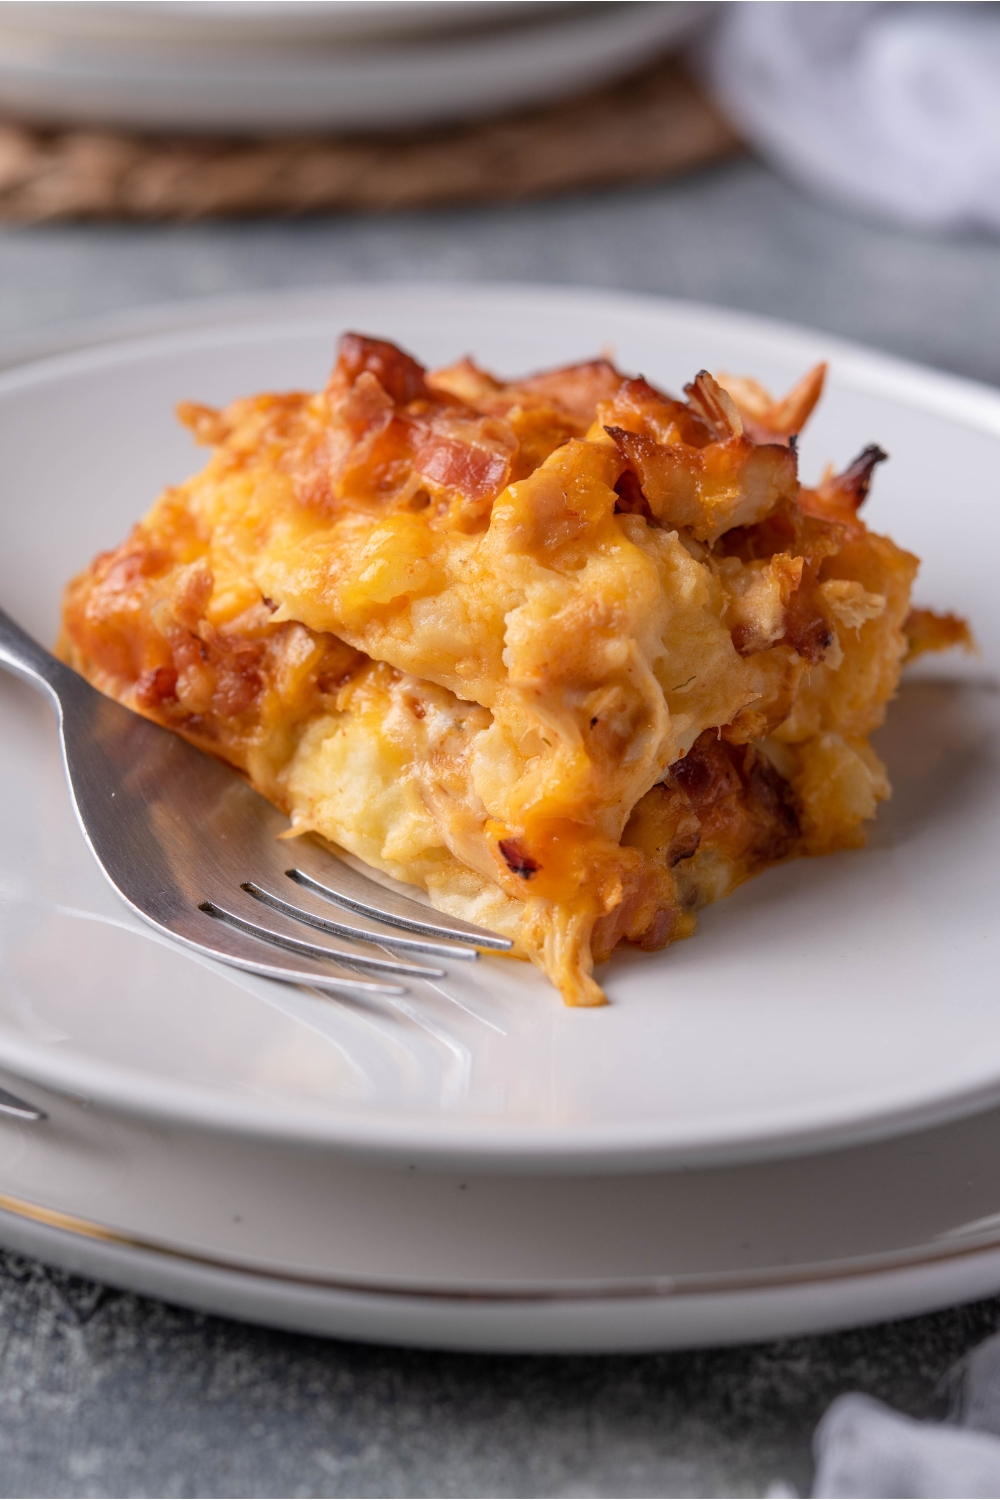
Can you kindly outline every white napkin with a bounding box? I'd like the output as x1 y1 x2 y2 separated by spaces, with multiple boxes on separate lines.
786 1328 1000 1497
812 1392 1000 1497
701 2 1000 233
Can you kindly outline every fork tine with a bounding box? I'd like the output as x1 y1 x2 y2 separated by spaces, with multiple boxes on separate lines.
199 899 445 979
179 905 408 998
286 860 514 952
244 879 481 962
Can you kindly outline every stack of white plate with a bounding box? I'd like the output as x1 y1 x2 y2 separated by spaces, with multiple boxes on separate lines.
0 1 711 133
1 282 999 1353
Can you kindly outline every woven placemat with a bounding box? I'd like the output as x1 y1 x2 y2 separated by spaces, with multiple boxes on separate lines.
0 59 738 222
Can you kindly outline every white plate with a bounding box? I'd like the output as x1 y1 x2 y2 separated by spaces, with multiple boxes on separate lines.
0 283 998 1174
4 1066 1000 1351
0 2 574 48
0 2 706 132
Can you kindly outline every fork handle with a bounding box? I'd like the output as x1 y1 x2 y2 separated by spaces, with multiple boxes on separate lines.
0 605 74 704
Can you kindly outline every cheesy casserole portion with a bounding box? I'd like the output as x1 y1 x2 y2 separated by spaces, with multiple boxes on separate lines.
59 335 968 1005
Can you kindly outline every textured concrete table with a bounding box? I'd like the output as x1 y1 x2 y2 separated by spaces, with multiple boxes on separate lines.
1 159 999 1498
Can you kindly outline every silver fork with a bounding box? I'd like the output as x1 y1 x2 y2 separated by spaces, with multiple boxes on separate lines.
0 607 512 999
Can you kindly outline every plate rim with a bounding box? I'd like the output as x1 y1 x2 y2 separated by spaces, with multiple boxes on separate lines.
2 278 999 1172
0 2 702 133
7 1193 1000 1353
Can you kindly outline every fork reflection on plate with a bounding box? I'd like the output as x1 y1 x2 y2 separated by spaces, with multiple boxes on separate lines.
0 606 512 1000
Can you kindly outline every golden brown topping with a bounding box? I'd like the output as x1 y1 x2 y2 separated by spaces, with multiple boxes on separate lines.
904 607 976 662
799 445 888 527
602 371 799 543
330 332 432 406
717 363 827 445
176 401 233 447
516 358 625 424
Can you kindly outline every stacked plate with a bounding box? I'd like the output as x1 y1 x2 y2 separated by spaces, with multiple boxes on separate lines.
0 1 710 133
1 283 999 1352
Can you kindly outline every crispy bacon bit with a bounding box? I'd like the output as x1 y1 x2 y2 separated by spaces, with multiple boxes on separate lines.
426 356 506 410
717 364 827 446
780 592 833 664
321 336 522 522
667 731 800 865
135 665 178 708
797 446 888 528
606 423 657 467
828 445 887 511
904 607 975 662
518 359 625 423
498 838 540 878
745 751 800 860
415 434 506 494
671 732 741 805
334 366 395 443
333 333 430 406
841 445 887 507
608 419 799 543
607 375 714 447
683 370 743 439
411 416 516 517
603 370 799 544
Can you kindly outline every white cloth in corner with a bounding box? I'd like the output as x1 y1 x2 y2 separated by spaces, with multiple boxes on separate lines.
701 1 1000 234
812 1392 1000 1497
791 1329 1000 1498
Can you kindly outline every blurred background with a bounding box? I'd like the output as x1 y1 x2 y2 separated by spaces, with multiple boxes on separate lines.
1 6 1000 1494
0 0 997 387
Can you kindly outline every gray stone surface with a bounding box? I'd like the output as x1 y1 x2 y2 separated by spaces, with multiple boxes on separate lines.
0 1251 996 1499
1 156 998 1497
